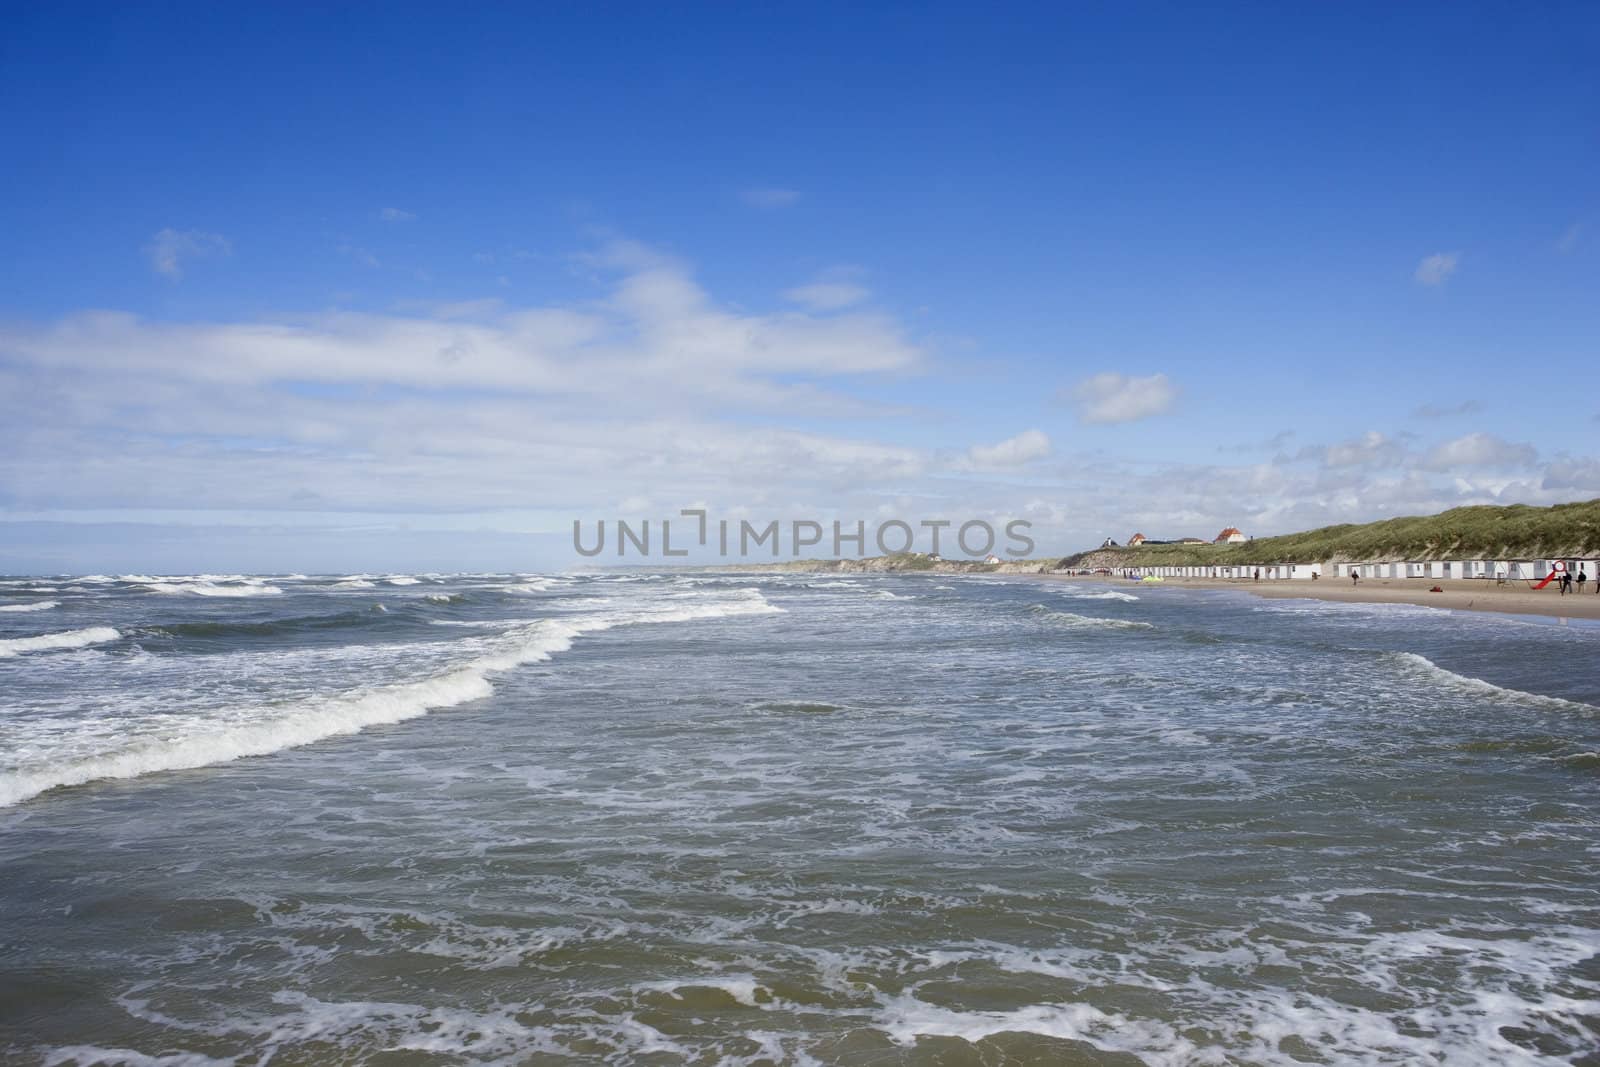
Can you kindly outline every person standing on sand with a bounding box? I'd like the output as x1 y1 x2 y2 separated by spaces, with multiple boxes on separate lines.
1559 570 1572 595
1253 569 1260 581
1578 567 1588 594
1352 571 1360 586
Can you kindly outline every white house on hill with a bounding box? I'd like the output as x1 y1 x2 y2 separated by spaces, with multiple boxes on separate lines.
1215 527 1247 543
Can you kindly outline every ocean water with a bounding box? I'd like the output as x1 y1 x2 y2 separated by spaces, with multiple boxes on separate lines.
2 572 1598 1065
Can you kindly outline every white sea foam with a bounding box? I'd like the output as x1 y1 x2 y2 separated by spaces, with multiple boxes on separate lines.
636 975 769 1008
1031 607 1152 631
385 577 422 586
335 578 377 588
429 619 537 629
1389 652 1596 711
0 592 782 807
0 626 120 659
0 600 59 612
876 924 1600 1066
43 1047 235 1067
876 994 1198 1061
1065 589 1140 602
142 581 284 597
493 578 567 595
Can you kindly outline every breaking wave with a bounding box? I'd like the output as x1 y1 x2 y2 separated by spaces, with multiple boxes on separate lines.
0 593 781 808
0 626 121 659
0 600 59 613
1030 606 1152 631
1388 652 1596 712
142 581 284 598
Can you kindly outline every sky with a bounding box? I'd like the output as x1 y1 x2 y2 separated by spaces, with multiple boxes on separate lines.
1 2 1597 573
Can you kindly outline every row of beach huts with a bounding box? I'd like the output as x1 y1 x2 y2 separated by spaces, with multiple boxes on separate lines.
1115 559 1597 582
1099 528 1596 583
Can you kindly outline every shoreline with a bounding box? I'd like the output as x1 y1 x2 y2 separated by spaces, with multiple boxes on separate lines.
1031 572 1600 623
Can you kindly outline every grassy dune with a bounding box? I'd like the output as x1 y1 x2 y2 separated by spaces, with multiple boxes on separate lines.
1064 499 1600 568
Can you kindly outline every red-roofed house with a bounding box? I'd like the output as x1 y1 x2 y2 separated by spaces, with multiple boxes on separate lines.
1128 533 1147 546
1215 527 1247 543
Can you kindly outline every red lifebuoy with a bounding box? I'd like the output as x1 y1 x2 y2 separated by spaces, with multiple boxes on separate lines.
1552 560 1568 573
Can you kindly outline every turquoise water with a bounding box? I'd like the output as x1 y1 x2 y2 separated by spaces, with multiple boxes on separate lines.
2 572 1598 1064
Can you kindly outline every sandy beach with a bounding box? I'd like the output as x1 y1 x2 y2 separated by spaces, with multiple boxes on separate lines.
1036 573 1600 622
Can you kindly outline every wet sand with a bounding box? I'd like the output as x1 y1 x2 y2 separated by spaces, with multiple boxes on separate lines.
1036 573 1600 622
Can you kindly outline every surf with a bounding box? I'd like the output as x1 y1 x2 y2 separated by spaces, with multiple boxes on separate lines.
0 626 120 659
0 591 781 807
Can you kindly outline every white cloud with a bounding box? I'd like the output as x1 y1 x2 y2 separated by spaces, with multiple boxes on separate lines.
784 282 869 311
1308 430 1408 469
740 187 801 209
1421 432 1537 470
965 429 1051 469
1541 455 1600 491
1068 372 1177 424
8 240 922 414
380 207 416 222
1414 251 1460 286
144 229 230 279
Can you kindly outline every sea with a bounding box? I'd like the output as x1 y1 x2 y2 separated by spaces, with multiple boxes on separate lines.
1 571 1598 1065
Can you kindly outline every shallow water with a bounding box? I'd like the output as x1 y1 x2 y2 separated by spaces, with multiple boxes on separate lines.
2 572 1598 1064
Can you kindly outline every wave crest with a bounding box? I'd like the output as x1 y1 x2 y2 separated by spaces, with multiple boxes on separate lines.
1030 606 1152 631
1388 652 1595 712
0 626 120 659
0 600 60 613
0 592 781 807
142 582 284 598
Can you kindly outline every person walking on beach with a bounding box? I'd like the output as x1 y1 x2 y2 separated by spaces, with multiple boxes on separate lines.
1253 569 1260 582
1579 567 1588 594
1559 569 1573 595
1351 570 1360 586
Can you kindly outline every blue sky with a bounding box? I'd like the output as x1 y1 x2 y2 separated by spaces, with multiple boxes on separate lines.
1 3 1597 572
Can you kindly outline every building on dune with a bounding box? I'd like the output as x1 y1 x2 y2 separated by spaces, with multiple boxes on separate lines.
1215 527 1247 543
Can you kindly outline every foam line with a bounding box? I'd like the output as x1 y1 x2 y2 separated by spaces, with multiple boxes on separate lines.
0 594 780 807
0 626 120 659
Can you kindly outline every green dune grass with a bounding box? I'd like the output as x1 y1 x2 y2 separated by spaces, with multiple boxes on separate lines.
1063 499 1600 568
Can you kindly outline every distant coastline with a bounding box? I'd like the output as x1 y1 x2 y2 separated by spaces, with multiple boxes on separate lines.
1036 572 1600 624
697 552 1058 576
681 552 1600 623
